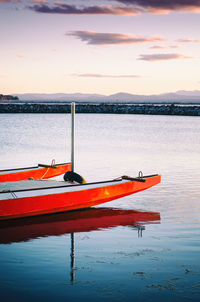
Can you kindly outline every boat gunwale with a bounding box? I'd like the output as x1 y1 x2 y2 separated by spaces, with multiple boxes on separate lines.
0 174 159 194
0 162 70 173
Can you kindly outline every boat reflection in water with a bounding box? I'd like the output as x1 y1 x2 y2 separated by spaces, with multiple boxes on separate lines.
0 207 160 244
0 206 160 282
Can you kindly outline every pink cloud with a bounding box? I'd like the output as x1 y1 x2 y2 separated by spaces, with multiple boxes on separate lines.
138 53 193 61
177 38 200 43
67 31 164 45
150 44 182 49
72 73 141 78
16 53 26 58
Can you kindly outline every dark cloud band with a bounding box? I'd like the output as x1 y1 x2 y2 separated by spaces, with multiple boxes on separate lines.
28 0 200 15
29 3 141 15
0 0 19 2
116 0 200 11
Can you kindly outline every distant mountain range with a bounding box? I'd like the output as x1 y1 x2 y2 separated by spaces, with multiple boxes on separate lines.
13 90 200 103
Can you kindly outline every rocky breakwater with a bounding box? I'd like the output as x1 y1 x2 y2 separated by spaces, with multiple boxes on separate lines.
0 103 200 116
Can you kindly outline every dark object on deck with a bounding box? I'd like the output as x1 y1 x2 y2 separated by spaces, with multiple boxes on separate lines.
64 171 86 184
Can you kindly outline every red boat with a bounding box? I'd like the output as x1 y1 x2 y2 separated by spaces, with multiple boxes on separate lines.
0 207 160 244
0 104 161 221
0 174 161 220
0 162 71 182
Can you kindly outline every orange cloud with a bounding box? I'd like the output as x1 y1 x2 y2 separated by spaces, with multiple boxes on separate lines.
31 0 47 3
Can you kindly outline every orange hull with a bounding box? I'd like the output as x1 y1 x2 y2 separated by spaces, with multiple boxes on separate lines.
0 162 71 182
0 174 161 220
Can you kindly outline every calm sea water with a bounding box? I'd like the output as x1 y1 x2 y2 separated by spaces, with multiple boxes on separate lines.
0 113 200 302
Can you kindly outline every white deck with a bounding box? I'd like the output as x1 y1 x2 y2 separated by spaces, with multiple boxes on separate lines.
0 179 123 201
0 180 76 192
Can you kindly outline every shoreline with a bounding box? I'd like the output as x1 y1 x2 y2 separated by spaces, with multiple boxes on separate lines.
0 102 200 116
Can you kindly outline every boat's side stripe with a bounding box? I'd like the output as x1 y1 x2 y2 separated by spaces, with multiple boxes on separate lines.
0 163 70 175
0 179 125 200
0 167 39 175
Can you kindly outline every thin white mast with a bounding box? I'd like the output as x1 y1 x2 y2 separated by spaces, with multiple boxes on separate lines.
71 103 76 283
71 102 75 172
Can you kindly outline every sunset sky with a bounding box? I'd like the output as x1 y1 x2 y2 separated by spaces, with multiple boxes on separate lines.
1 0 200 95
